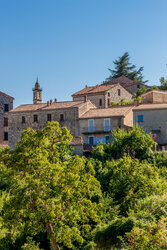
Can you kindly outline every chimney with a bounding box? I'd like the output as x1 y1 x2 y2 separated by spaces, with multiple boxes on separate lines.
50 99 53 105
84 95 87 103
85 85 88 88
54 98 57 103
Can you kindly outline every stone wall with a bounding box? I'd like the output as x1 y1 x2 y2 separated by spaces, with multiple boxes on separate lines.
0 92 13 145
8 107 79 149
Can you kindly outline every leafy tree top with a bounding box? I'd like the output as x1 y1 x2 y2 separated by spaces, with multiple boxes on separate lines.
107 52 147 83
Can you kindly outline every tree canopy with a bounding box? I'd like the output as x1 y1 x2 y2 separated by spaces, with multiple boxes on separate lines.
107 52 147 83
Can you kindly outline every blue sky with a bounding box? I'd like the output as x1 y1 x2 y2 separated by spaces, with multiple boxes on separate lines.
0 0 167 106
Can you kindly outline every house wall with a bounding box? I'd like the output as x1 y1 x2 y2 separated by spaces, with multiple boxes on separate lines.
126 83 143 93
0 92 13 145
8 107 79 149
123 108 134 127
79 117 124 145
141 92 153 103
133 109 167 145
73 85 133 108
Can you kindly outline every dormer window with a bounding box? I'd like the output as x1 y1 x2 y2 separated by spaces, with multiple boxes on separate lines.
4 104 9 112
118 89 121 96
60 114 64 122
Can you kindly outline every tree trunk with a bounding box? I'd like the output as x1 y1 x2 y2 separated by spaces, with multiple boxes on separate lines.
46 222 59 250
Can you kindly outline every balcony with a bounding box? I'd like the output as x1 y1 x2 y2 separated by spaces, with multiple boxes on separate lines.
82 127 111 134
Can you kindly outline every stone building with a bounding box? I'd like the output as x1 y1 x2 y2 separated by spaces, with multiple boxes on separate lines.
0 91 14 147
72 83 133 108
133 90 167 150
79 105 134 146
102 75 145 93
8 80 96 149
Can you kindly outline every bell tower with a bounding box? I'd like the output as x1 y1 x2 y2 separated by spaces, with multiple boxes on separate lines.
33 78 42 104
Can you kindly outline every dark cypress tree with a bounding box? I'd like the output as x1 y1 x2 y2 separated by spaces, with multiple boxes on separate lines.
107 52 147 83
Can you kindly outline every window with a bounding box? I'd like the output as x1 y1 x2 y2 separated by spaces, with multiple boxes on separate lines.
88 136 94 145
138 115 143 123
34 114 38 122
22 116 25 124
118 89 121 96
105 135 110 143
88 119 94 132
4 132 8 141
108 99 110 107
99 99 102 107
108 92 110 97
4 118 8 127
4 104 9 112
137 84 140 89
60 114 64 122
162 146 166 151
104 118 110 132
47 114 52 122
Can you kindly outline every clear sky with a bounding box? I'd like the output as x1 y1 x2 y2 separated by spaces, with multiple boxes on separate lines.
0 0 167 107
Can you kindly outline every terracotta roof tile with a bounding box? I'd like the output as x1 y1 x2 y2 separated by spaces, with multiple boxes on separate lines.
72 83 121 96
80 105 134 119
133 103 167 111
102 76 143 87
10 101 84 112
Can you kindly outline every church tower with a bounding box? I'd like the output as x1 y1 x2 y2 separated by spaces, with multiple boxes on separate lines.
33 78 42 104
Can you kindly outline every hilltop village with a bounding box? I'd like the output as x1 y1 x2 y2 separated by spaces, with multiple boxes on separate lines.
1 75 167 154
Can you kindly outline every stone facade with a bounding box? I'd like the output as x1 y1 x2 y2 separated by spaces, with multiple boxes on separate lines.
8 100 96 149
133 104 167 150
141 90 167 104
79 106 134 145
0 91 14 146
73 83 133 108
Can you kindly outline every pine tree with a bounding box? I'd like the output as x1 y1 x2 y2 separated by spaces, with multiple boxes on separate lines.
107 52 146 83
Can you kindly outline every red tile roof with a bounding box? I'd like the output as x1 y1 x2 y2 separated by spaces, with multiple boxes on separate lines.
72 83 121 97
10 101 85 112
80 105 134 119
102 76 143 87
133 103 167 111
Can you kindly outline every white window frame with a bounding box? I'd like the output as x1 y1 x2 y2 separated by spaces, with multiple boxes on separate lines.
104 118 110 132
88 119 94 132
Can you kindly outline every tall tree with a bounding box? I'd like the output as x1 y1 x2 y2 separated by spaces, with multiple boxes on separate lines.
159 76 167 90
107 52 146 83
0 122 102 249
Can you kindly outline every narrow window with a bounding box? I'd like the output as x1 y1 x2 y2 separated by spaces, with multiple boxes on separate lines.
4 132 8 141
60 114 64 122
99 99 102 107
138 115 143 123
4 104 9 112
4 117 8 127
108 99 110 107
88 136 94 145
137 84 140 89
108 92 110 97
34 114 38 122
22 116 25 124
118 89 121 96
47 114 52 122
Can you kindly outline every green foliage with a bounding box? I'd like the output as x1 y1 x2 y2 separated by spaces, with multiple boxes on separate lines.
21 237 41 250
136 86 159 97
106 52 146 83
159 76 167 90
110 101 117 107
125 217 167 249
92 125 155 161
0 122 102 249
120 98 134 106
